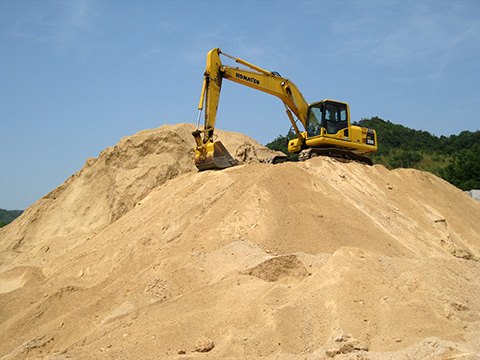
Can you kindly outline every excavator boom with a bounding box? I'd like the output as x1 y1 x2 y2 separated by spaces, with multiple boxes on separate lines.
192 48 308 170
192 49 235 170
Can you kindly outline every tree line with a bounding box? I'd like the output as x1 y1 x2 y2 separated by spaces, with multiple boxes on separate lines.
0 209 23 228
265 117 480 191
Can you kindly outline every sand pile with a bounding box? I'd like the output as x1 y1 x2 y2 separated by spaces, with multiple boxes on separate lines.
1 123 479 360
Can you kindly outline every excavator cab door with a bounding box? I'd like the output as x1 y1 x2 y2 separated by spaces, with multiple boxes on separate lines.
323 102 348 135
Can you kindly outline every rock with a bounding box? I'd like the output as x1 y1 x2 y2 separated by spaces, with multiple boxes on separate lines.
326 348 340 357
327 337 369 357
335 334 352 342
194 336 214 352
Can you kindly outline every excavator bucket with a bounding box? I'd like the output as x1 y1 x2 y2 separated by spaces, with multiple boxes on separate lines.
194 141 238 171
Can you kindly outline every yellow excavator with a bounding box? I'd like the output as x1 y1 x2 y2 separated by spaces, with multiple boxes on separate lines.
192 48 377 170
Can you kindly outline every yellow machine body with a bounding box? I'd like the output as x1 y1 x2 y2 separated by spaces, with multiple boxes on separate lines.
193 48 377 170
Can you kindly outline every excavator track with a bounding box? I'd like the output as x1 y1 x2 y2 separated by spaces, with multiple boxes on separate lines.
263 148 372 165
298 148 373 165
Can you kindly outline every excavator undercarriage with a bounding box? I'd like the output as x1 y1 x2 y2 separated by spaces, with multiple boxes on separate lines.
263 148 373 166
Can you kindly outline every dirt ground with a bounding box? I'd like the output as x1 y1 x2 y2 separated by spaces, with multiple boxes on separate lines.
1 123 479 360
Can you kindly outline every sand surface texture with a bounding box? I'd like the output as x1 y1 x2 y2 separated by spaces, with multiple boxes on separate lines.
1 123 479 359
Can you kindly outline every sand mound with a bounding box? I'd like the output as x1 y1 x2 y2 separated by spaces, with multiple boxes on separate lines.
1 123 479 359
0 123 281 266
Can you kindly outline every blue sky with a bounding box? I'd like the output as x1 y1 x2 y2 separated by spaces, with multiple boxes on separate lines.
1 0 479 210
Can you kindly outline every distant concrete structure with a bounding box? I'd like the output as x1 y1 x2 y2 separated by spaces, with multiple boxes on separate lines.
466 190 480 201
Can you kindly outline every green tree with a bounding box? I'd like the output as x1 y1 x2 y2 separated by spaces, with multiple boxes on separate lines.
265 129 297 154
0 209 23 227
439 144 480 190
389 150 423 168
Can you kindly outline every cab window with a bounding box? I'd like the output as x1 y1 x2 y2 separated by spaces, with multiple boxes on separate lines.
324 102 348 134
306 106 322 137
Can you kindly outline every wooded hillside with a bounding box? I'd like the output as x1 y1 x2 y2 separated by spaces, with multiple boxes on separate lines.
266 117 480 191
0 209 23 228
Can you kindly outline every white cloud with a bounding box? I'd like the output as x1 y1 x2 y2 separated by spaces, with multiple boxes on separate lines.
55 1 96 47
329 1 480 79
7 0 99 58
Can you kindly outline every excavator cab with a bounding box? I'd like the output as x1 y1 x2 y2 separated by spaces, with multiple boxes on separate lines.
306 101 348 137
294 99 377 163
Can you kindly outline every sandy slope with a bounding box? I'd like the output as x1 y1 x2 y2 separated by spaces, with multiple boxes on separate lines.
1 123 479 360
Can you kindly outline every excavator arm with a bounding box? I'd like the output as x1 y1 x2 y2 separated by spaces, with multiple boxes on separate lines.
192 48 309 170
